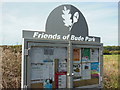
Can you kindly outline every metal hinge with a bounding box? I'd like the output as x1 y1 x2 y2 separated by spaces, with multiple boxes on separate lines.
25 48 30 56
100 48 103 55
23 85 28 89
100 76 103 82
67 73 74 76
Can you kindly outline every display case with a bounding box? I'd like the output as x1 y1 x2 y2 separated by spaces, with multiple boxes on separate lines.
22 4 103 88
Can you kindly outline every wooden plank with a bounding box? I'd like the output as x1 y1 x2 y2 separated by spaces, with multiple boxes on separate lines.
73 78 99 87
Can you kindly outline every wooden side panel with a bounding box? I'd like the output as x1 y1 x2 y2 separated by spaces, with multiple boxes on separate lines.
31 83 43 88
31 81 55 88
73 78 99 87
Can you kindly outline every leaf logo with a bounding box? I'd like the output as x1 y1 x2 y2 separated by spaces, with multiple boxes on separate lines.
62 6 79 31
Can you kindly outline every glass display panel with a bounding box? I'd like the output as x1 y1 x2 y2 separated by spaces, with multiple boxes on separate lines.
73 48 99 88
30 47 67 88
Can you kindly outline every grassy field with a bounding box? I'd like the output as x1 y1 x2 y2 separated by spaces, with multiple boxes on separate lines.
103 55 119 88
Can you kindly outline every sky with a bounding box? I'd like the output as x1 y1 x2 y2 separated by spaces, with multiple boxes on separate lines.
0 1 119 46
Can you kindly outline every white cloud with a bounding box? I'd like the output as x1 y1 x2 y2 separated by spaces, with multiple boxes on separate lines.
2 10 47 45
1 2 118 45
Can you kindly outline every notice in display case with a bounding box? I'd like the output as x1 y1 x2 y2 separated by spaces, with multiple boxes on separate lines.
31 63 44 83
73 49 80 61
91 49 99 62
58 59 67 72
55 72 67 88
73 64 81 80
73 49 81 80
44 48 54 55
58 75 66 88
31 60 54 83
91 62 99 78
81 63 91 80
81 48 90 62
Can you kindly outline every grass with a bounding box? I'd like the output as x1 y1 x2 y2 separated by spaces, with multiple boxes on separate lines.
103 55 119 88
1 46 21 88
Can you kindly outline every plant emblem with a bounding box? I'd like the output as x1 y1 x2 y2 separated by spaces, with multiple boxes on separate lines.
62 6 79 31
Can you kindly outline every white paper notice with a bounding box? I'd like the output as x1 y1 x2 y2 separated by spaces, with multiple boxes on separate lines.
81 63 91 80
58 75 66 88
31 62 54 83
91 49 99 61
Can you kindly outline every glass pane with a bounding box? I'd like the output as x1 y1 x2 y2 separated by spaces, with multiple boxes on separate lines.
73 49 82 87
30 47 67 88
73 48 99 88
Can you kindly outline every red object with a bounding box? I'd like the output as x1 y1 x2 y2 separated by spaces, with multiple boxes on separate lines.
55 72 67 88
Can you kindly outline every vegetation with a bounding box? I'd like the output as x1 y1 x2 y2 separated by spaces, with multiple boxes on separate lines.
103 46 120 55
103 55 119 88
1 45 22 88
104 46 120 51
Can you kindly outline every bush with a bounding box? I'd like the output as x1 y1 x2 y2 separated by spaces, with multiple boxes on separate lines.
103 50 111 55
109 51 120 55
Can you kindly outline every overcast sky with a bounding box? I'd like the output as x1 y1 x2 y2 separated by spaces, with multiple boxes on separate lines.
0 1 119 46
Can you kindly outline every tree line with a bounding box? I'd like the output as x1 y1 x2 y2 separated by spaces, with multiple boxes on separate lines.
103 46 120 55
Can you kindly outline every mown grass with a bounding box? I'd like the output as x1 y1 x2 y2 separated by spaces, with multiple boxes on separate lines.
103 55 119 88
